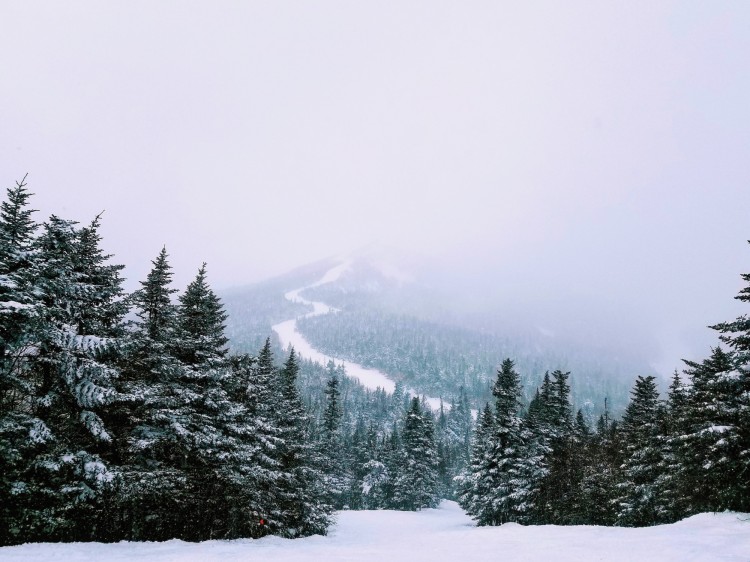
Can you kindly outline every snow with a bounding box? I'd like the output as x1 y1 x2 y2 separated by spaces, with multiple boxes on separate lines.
2 501 748 562
272 261 444 410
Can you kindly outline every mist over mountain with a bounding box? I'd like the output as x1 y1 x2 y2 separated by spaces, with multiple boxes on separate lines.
222 245 671 416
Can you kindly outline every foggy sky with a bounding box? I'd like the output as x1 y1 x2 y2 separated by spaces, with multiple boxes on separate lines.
2 2 749 370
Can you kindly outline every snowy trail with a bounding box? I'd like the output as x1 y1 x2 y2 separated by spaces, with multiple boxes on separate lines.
272 260 444 410
3 501 748 562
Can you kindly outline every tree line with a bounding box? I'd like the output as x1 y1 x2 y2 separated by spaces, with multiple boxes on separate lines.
2 176 748 545
0 178 334 544
458 270 750 526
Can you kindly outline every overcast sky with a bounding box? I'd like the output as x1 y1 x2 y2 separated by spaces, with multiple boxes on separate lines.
2 1 749 367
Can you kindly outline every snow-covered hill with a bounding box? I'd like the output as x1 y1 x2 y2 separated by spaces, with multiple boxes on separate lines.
2 502 748 562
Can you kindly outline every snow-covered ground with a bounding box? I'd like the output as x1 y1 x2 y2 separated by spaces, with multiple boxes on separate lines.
2 501 748 562
272 260 444 410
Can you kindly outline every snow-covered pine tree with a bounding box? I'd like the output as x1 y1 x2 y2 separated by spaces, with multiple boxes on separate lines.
0 177 44 546
616 375 666 527
439 388 473 499
681 347 745 513
116 247 185 540
457 403 496 524
708 249 750 512
562 409 593 524
228 338 284 538
576 400 620 525
275 348 333 536
11 214 126 542
538 370 576 524
486 359 528 524
649 371 689 522
391 397 440 510
118 255 241 540
712 241 750 371
175 263 228 367
318 363 350 509
171 264 240 539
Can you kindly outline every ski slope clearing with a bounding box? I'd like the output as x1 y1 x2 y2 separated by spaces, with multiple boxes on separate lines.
2 501 748 562
272 260 444 410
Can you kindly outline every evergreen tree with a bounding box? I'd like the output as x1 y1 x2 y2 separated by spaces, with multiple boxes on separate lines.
6 214 125 542
175 263 228 367
116 248 184 540
681 347 746 512
391 397 440 510
0 177 44 545
458 403 495 523
132 247 177 343
707 248 750 511
319 363 349 508
576 400 620 525
440 388 473 498
275 349 332 536
483 359 530 524
655 371 690 521
616 375 665 526
537 370 575 523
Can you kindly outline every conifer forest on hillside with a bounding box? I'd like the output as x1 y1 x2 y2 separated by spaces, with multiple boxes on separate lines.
1 177 749 547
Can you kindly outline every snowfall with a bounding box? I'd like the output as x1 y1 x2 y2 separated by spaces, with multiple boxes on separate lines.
1 501 748 562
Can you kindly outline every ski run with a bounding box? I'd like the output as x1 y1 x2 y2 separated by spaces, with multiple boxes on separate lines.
2 501 748 562
273 259 444 410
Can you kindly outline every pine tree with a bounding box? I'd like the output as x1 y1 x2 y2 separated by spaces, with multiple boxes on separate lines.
0 177 44 545
234 338 284 536
681 347 745 513
616 375 665 526
275 349 332 536
458 404 496 523
132 247 177 343
116 248 184 540
707 248 750 511
0 175 39 361
440 388 473 499
711 241 750 371
576 400 620 525
538 370 575 523
175 263 228 367
391 397 440 510
484 359 530 524
319 363 349 508
6 213 126 542
117 252 240 541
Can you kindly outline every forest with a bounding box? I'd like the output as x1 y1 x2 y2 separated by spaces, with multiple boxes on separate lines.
1 178 748 546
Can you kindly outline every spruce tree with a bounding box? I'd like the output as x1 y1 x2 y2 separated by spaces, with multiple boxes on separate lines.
681 347 745 512
616 375 665 526
117 248 184 540
0 177 44 545
275 349 332 536
175 263 228 367
538 370 575 523
319 363 349 508
8 214 126 542
391 397 440 510
458 403 496 523
486 359 529 524
576 400 620 525
655 371 690 521
708 248 750 511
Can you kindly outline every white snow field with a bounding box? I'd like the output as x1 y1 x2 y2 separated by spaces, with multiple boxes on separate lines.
2 501 748 562
272 260 444 410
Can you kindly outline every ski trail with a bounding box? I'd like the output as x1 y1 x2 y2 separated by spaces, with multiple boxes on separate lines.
272 260 444 411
